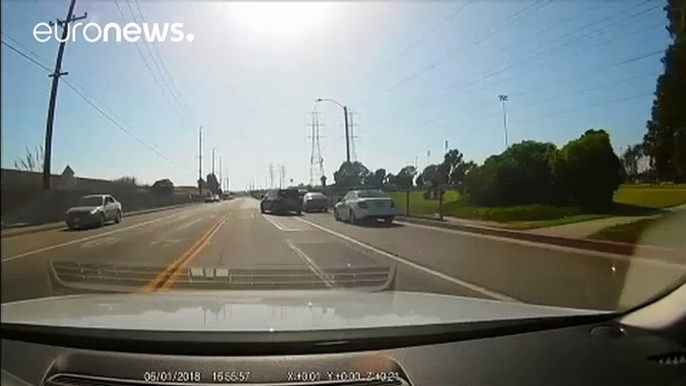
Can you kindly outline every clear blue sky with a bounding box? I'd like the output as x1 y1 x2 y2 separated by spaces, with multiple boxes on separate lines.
0 1 670 189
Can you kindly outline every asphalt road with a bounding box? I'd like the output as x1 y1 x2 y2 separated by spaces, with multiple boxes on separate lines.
2 198 684 311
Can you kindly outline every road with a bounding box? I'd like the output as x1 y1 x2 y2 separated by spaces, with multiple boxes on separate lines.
2 198 684 311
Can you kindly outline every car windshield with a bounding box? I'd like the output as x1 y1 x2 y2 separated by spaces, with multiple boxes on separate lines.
77 197 103 207
1 1 685 332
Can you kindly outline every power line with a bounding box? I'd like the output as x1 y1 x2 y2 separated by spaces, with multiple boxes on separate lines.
384 1 550 93
351 3 471 95
371 4 663 127
405 69 659 133
0 38 50 72
129 0 194 123
114 0 189 124
1 36 194 173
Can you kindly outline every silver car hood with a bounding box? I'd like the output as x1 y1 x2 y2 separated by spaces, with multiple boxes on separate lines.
0 291 603 332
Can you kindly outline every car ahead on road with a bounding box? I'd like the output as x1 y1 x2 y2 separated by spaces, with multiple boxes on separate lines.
204 194 220 203
260 189 302 215
334 189 396 224
66 194 122 230
302 192 329 213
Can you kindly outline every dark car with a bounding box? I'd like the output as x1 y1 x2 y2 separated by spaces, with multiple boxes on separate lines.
66 194 122 229
260 189 301 215
302 192 329 212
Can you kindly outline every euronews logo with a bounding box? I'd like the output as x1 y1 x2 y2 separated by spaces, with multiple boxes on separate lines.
33 22 194 43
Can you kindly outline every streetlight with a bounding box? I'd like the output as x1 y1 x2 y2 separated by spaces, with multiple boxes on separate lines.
315 98 351 163
498 94 509 148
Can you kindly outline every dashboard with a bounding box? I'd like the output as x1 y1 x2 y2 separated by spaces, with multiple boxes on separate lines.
2 318 686 386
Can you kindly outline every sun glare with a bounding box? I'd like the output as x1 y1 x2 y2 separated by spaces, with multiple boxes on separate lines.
228 2 335 39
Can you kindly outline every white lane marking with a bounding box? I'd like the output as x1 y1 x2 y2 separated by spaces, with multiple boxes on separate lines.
263 215 309 232
81 237 120 249
149 239 181 248
286 239 333 288
396 221 686 270
263 215 286 231
2 208 200 263
296 217 518 302
174 217 203 232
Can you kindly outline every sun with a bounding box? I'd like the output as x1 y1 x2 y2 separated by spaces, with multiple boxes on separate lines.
227 2 335 39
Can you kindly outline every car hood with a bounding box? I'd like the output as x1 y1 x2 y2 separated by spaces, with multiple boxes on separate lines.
0 291 604 332
67 206 100 213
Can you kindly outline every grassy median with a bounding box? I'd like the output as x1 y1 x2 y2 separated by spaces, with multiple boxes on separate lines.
391 184 686 230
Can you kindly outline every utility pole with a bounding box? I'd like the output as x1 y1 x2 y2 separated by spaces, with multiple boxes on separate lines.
219 156 222 191
198 126 203 196
499 94 509 148
42 0 87 190
211 148 216 175
269 163 275 189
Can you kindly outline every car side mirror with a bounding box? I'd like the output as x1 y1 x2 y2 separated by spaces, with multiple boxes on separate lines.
337 197 343 202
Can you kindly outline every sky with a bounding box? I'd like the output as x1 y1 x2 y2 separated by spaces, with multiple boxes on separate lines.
0 0 671 189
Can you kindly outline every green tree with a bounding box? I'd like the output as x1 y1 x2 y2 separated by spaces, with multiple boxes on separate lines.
395 165 417 189
465 141 557 206
553 129 622 207
643 0 686 182
620 144 644 182
151 178 174 195
367 168 386 187
420 164 440 187
333 161 369 188
415 174 424 187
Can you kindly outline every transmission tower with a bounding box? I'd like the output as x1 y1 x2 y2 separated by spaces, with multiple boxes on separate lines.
268 163 275 189
306 110 325 186
347 109 360 161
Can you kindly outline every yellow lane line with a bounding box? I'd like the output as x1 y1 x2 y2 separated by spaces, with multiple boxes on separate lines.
140 211 233 293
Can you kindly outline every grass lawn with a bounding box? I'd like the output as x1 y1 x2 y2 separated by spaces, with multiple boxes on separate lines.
588 214 686 248
391 184 686 230
391 190 460 215
613 184 686 209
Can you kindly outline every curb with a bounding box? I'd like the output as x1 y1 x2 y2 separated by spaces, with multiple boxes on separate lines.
397 215 684 259
1 203 199 239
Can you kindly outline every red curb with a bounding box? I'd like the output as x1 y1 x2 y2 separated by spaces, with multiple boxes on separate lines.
398 216 685 261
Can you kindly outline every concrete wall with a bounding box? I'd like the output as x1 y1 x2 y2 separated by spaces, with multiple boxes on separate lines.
1 169 202 226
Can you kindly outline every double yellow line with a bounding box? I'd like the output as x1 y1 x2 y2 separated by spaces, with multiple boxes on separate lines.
141 211 233 293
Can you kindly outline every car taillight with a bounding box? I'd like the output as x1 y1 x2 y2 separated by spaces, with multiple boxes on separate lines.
358 201 368 209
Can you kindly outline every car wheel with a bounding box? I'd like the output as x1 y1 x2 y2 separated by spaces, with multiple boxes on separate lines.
66 223 75 230
114 210 122 224
99 213 105 228
349 209 357 224
334 208 340 221
296 209 302 216
260 205 265 214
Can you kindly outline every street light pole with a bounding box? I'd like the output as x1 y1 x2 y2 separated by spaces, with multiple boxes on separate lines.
316 98 351 164
498 94 509 148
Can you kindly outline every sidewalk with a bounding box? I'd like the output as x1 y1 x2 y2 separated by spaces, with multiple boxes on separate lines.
527 202 686 239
